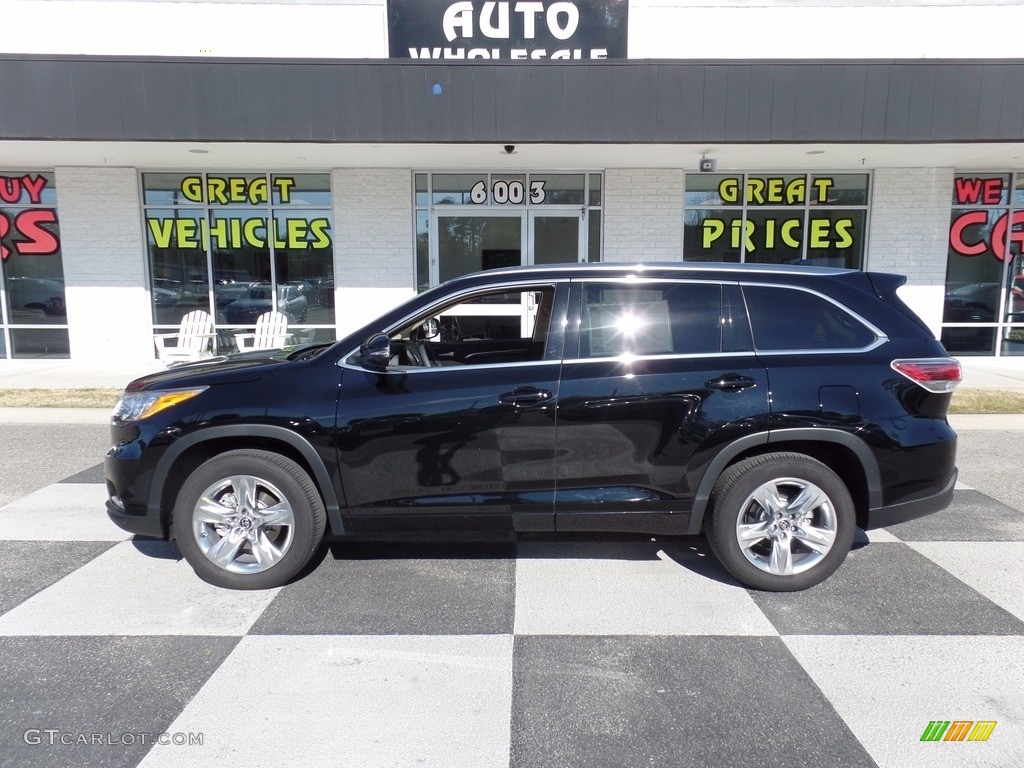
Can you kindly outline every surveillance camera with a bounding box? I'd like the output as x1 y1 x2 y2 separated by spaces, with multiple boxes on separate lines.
504 144 516 155
699 158 717 173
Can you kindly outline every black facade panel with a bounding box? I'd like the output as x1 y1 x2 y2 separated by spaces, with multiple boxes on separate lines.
673 65 706 139
3 56 1024 145
768 65 798 141
723 66 752 142
701 66 729 141
860 66 890 139
137 62 203 141
609 66 642 141
652 65 683 142
883 66 913 140
806 65 844 139
905 64 940 140
836 66 868 142
948 66 983 140
562 67 592 142
747 67 775 143
4 60 74 138
993 64 1024 140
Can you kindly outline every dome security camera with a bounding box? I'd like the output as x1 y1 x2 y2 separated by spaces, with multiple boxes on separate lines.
503 144 516 155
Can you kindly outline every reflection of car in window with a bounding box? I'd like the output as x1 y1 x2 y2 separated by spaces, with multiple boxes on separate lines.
222 283 308 324
7 276 67 316
943 282 998 322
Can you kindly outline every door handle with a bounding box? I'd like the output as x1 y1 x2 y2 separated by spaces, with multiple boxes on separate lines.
499 387 552 407
705 374 758 392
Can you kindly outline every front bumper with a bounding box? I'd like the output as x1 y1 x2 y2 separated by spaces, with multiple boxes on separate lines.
105 496 166 538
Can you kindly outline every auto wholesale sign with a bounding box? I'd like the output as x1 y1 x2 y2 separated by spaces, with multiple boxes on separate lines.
387 0 628 60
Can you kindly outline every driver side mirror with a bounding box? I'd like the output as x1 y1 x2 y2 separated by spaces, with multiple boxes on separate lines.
359 333 391 370
418 317 440 340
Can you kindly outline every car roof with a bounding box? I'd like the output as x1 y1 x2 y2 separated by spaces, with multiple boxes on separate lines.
448 261 861 285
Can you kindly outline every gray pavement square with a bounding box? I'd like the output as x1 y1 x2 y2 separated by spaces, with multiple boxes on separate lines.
250 540 517 636
0 635 239 768
884 488 1024 541
749 542 1024 636
509 635 877 768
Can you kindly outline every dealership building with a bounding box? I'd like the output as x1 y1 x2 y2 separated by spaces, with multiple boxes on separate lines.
3 0 1024 366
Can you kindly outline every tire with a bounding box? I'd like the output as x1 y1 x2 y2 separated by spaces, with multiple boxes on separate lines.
173 449 327 590
706 452 856 592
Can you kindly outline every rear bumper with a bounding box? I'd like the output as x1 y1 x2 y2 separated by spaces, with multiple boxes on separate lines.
863 467 957 530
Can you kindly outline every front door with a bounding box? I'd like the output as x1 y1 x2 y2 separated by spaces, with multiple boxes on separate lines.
335 281 568 534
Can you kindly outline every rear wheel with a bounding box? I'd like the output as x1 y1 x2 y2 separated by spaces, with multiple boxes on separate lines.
173 449 326 590
706 452 856 591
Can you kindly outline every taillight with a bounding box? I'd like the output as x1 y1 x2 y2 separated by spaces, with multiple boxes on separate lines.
891 358 962 393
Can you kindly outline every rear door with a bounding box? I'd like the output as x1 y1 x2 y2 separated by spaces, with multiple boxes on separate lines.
553 278 770 533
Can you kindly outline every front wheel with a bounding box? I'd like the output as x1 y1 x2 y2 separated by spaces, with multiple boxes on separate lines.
706 453 856 591
173 449 326 590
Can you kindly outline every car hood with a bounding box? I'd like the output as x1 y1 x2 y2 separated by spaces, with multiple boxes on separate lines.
124 345 324 392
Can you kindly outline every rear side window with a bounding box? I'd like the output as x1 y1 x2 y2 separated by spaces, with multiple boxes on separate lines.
578 282 723 358
742 285 878 351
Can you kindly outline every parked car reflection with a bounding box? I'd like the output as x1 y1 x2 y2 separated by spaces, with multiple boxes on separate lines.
7 276 66 316
222 283 308 324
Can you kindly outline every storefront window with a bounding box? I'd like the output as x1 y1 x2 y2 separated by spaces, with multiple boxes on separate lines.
943 173 1024 356
142 172 335 354
682 172 870 269
0 172 69 359
413 172 603 288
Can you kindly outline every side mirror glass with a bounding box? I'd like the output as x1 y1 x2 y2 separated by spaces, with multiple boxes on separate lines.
419 317 440 340
359 333 391 369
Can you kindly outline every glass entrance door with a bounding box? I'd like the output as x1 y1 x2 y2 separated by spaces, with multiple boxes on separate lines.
432 210 583 285
529 211 583 266
434 213 524 285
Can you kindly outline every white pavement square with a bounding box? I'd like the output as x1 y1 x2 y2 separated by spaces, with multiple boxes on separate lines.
0 483 129 541
513 540 778 636
784 635 1024 768
910 541 1024 623
138 634 515 768
0 541 279 636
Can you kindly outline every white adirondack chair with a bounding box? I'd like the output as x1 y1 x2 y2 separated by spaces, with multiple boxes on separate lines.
153 310 216 365
234 310 292 351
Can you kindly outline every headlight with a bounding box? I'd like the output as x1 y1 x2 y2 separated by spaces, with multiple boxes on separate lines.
111 387 208 423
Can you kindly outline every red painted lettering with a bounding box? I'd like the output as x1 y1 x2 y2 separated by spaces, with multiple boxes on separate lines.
13 210 59 255
21 175 48 204
0 213 9 260
953 176 1006 205
949 210 989 256
989 210 1024 262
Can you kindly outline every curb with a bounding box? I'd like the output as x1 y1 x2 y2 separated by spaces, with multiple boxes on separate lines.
0 408 112 425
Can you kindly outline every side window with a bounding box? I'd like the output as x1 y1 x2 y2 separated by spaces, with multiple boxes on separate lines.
578 282 723 358
742 285 878 351
387 285 559 367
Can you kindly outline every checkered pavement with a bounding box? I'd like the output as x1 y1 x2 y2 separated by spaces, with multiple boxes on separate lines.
0 429 1022 768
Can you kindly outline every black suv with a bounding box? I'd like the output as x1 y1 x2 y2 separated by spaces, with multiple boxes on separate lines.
106 263 961 591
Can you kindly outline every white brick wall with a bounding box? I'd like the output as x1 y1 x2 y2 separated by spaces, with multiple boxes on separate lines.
603 169 685 262
866 167 952 336
331 169 416 336
54 167 153 362
866 168 951 285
